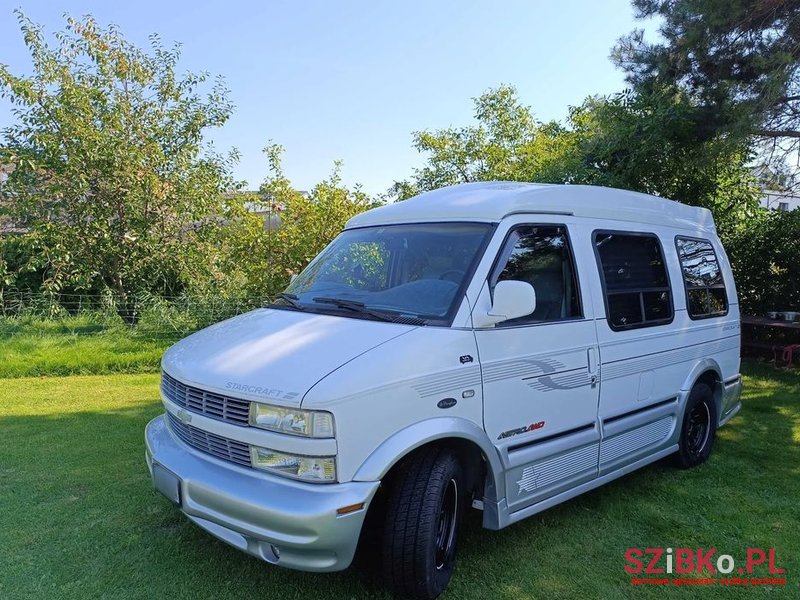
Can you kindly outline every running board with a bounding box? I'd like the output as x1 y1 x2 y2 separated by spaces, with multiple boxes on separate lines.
501 444 678 528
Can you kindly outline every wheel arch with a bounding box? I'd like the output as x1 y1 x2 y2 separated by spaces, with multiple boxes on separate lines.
352 417 505 522
681 359 723 424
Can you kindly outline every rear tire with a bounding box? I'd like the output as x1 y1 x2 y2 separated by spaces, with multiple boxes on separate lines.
676 382 717 469
382 447 464 600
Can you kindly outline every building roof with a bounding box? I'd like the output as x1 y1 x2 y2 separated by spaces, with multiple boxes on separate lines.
346 182 716 233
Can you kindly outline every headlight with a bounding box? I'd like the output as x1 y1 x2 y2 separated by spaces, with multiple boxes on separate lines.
250 446 336 483
250 403 334 438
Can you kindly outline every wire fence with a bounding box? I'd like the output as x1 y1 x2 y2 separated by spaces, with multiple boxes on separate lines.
0 290 271 339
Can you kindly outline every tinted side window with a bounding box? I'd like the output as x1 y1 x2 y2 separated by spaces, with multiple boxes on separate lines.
675 237 728 318
594 232 673 330
494 225 581 323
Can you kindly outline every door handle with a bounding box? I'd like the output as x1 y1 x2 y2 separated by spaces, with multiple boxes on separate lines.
587 347 597 374
587 348 598 387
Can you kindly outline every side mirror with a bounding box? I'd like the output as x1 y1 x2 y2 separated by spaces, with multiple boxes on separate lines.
474 280 536 327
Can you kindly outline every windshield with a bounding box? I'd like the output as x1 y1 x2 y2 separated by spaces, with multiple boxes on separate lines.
282 222 493 323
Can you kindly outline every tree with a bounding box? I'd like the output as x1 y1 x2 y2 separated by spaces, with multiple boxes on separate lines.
389 85 587 199
578 88 762 233
217 144 379 298
392 85 761 234
613 0 800 180
0 12 238 320
727 208 800 314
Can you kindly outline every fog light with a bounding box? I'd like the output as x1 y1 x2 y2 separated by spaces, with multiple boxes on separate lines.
250 446 337 483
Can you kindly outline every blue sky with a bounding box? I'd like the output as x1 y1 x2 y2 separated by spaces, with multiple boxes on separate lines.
0 1 657 195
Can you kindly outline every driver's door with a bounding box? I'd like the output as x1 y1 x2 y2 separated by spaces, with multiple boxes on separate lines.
474 220 601 515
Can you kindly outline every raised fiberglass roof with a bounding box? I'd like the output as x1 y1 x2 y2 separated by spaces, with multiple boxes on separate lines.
345 182 715 232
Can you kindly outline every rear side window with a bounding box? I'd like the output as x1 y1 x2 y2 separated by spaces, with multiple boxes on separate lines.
675 237 728 319
594 231 673 330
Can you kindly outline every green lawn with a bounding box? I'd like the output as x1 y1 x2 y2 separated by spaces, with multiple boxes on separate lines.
0 317 174 378
1 364 798 599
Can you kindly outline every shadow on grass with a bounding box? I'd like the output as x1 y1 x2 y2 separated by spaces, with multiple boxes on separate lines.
0 402 390 600
1 362 798 599
450 362 800 599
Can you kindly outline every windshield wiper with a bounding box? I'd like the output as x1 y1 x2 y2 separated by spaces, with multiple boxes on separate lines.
270 292 304 309
312 296 425 325
312 297 393 321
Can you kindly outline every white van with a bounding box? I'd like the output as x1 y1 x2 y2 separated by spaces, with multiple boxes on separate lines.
145 182 742 599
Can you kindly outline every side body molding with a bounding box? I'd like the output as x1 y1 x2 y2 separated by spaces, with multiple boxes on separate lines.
351 417 506 530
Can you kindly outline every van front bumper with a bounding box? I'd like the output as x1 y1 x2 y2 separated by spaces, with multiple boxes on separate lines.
145 415 380 572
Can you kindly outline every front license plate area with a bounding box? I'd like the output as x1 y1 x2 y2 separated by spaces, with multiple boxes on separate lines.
152 462 182 505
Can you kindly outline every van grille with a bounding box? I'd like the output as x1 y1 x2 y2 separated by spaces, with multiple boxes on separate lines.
166 412 252 468
161 372 251 426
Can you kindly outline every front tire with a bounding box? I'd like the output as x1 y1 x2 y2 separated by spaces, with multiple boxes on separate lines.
382 447 465 600
676 382 717 468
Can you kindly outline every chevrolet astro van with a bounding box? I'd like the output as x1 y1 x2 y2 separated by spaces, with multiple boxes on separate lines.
145 182 742 599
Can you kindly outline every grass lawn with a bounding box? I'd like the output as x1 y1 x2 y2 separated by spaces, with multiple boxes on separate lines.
1 363 798 599
0 317 174 378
